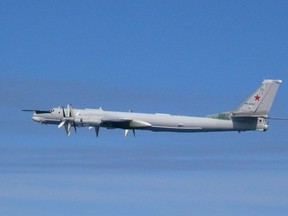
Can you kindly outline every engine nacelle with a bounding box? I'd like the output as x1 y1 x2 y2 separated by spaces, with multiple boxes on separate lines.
74 116 101 127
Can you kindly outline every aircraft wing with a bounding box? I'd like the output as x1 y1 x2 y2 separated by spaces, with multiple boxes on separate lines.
101 118 132 128
101 118 151 129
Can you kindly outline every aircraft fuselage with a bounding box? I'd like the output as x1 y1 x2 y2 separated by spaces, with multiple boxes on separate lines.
32 107 268 133
24 79 281 136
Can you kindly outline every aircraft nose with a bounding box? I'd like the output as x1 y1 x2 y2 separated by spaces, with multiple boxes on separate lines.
32 115 41 122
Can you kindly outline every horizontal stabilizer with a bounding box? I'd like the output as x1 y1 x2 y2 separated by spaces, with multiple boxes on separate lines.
268 117 288 121
22 109 51 114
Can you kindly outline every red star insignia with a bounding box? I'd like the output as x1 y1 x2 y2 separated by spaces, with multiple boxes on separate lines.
254 94 261 101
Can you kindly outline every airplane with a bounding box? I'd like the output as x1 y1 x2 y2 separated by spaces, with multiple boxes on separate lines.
23 79 282 137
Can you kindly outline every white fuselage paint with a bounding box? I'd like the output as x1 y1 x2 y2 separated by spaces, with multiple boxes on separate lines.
26 80 281 135
32 107 267 133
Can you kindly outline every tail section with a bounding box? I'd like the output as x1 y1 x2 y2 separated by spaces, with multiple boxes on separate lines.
233 79 282 117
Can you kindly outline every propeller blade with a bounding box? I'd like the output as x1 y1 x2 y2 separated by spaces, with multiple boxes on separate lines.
95 127 99 137
124 129 135 137
68 122 71 133
58 121 66 128
65 123 71 136
132 129 135 137
73 122 77 133
67 104 72 117
67 104 70 117
62 107 66 118
64 123 69 136
125 129 129 137
60 104 75 136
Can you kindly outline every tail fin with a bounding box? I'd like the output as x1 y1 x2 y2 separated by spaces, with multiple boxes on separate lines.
232 79 282 117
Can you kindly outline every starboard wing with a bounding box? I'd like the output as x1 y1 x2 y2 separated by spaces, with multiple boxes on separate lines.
101 118 151 129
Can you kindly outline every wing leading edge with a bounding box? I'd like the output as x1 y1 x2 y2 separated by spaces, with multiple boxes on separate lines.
101 118 151 129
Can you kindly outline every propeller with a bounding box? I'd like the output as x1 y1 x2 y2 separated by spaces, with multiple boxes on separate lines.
124 129 135 137
124 110 135 137
58 104 77 136
95 127 100 137
89 126 100 137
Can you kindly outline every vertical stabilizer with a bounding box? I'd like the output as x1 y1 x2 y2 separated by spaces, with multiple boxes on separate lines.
233 79 282 117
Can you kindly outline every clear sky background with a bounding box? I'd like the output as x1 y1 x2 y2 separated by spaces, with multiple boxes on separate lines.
1 1 288 216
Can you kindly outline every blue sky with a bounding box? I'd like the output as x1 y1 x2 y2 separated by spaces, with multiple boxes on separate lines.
1 1 288 215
